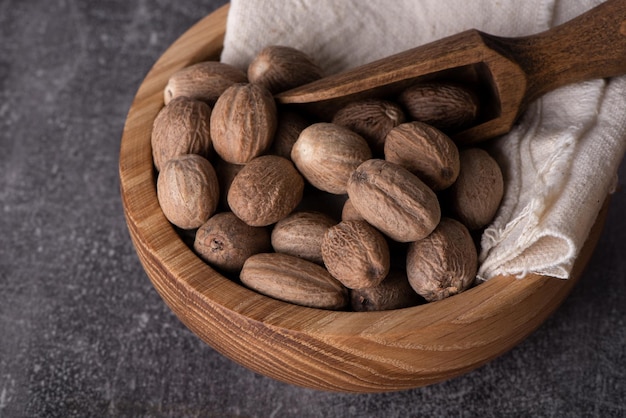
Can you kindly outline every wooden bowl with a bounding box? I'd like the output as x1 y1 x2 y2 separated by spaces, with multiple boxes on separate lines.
119 4 608 393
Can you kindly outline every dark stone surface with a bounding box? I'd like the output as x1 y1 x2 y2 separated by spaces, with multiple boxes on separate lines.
0 1 624 416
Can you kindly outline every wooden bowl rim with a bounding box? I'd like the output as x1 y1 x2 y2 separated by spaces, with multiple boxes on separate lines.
118 4 605 391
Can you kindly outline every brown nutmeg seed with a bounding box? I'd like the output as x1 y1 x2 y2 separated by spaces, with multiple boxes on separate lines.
164 61 248 105
406 217 478 302
194 211 271 273
384 121 460 191
210 83 277 164
347 159 441 242
321 220 390 289
399 82 479 132
247 45 323 94
240 253 349 310
291 122 372 194
332 99 405 155
227 155 304 227
350 270 422 311
271 211 337 264
450 148 504 230
156 154 219 230
151 96 212 172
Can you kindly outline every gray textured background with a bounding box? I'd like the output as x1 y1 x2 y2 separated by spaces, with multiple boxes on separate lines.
1 1 625 416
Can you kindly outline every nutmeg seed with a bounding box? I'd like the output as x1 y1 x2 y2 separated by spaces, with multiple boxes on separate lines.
347 159 441 242
210 83 277 164
164 61 248 105
399 82 479 132
350 270 422 311
384 121 460 191
321 220 390 289
194 211 271 273
151 96 212 172
240 253 349 310
449 148 504 230
227 155 304 227
156 154 219 229
291 122 372 194
247 45 323 94
406 217 478 302
332 99 405 155
271 211 336 264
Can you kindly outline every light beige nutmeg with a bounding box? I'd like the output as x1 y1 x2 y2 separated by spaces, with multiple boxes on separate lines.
332 99 405 156
247 45 323 94
291 122 372 194
321 220 390 290
156 154 219 230
227 155 304 227
449 147 504 230
271 211 336 264
151 96 212 172
399 82 480 132
406 217 478 302
164 61 247 105
210 83 277 164
384 121 460 191
240 252 349 310
194 211 271 273
347 159 441 242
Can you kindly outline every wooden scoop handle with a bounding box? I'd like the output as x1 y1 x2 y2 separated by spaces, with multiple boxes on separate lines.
488 0 626 105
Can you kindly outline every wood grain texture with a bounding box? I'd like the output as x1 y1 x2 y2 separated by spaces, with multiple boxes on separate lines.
277 0 626 144
119 5 609 393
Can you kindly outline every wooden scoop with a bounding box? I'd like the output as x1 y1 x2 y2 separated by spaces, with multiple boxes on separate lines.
276 0 626 143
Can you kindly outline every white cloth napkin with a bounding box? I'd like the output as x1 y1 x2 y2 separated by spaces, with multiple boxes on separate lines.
220 0 626 280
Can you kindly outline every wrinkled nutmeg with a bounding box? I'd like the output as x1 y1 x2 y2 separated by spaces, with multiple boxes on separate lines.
399 82 479 132
151 96 212 172
332 99 405 155
268 109 310 160
321 220 390 289
194 211 271 273
164 61 248 105
156 154 219 230
384 121 460 191
291 123 372 194
247 45 323 94
350 270 422 311
449 148 504 230
227 155 304 227
347 159 441 242
271 211 336 265
240 253 349 310
210 83 277 164
406 217 478 302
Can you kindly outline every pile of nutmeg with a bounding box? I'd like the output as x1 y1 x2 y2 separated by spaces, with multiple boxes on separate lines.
152 46 503 311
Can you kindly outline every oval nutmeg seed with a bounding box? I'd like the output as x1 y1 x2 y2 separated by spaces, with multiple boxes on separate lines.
350 270 422 311
321 220 390 289
156 154 219 230
164 61 248 105
399 82 479 132
341 198 364 222
384 121 460 191
227 155 304 227
291 122 372 194
332 99 405 156
268 109 310 160
194 211 271 273
271 211 337 265
240 253 349 310
210 83 277 164
406 217 478 302
450 147 504 230
247 45 323 94
151 96 212 172
347 159 441 242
